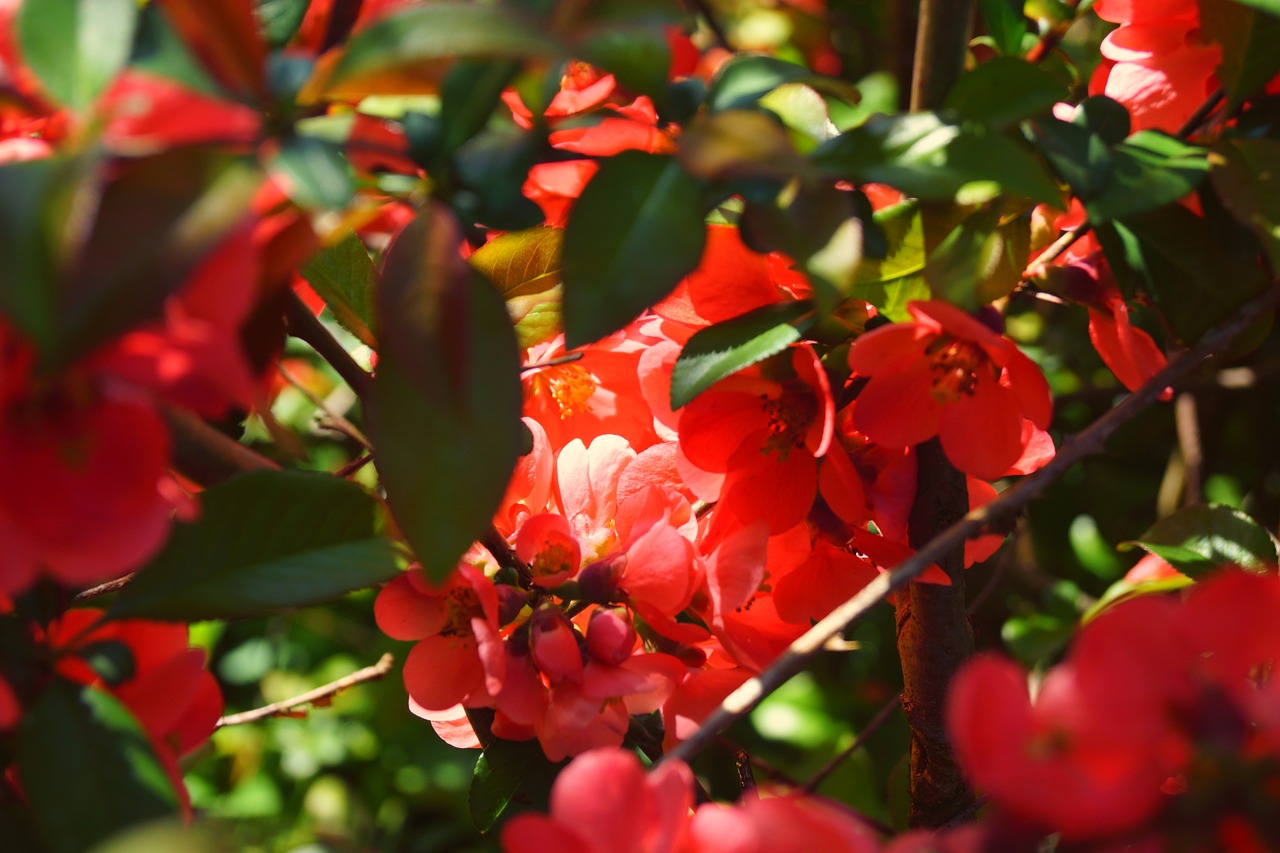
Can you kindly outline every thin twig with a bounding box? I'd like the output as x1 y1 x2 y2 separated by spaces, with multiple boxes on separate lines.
682 0 733 52
803 695 903 792
521 352 584 373
335 452 375 479
216 653 395 727
278 361 371 448
284 290 373 403
1177 87 1224 139
1175 392 1203 505
74 574 135 602
660 283 1280 767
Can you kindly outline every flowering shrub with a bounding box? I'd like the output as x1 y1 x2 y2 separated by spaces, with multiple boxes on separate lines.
1 0 1280 850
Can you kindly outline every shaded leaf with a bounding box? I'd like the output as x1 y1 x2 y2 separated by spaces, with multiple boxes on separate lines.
1087 132 1210 222
945 58 1066 128
812 112 1060 205
1200 0 1280 108
1210 137 1280 266
577 23 672 107
111 470 399 620
678 109 809 184
469 738 563 831
301 230 379 347
671 301 815 408
562 152 707 346
1120 504 1280 575
979 0 1029 56
17 0 138 110
255 0 310 46
469 226 564 348
305 2 564 101
372 203 524 582
708 53 859 112
924 205 1029 307
18 681 178 853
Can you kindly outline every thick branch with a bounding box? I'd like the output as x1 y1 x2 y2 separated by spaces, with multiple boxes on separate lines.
284 290 373 402
216 653 395 727
661 284 1280 766
909 0 976 111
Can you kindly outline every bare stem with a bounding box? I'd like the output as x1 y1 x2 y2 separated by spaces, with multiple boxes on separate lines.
216 653 395 727
660 283 1280 767
284 290 373 403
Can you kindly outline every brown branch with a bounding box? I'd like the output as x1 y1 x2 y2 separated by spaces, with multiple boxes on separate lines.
164 406 280 486
74 574 135 602
660 283 1280 767
1175 392 1203 506
216 653 395 727
284 289 373 403
909 0 976 111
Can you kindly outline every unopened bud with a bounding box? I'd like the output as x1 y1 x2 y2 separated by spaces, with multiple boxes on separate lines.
529 605 584 684
577 554 626 604
586 607 636 666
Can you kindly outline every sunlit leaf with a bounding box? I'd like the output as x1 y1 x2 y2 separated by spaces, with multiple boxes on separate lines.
850 201 931 321
469 226 564 347
301 230 379 347
1120 504 1280 575
17 0 138 110
671 301 815 408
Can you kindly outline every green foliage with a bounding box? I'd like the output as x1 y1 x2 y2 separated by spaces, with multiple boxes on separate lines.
1120 504 1280 575
469 226 565 348
17 0 138 109
849 201 931 322
469 739 563 831
945 58 1066 127
111 470 400 620
371 204 524 583
671 302 815 408
562 152 708 346
301 231 380 348
813 112 1061 205
18 682 178 853
1211 137 1280 266
255 0 310 47
271 135 355 211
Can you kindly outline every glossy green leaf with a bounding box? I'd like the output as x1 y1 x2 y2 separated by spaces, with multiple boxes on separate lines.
111 471 400 620
811 112 1061 205
1226 0 1280 12
1201 0 1280 108
708 53 859 112
1210 137 1280 266
272 135 355 210
308 2 564 100
372 203 524 582
850 201 931 321
0 157 62 349
578 23 671 106
18 681 178 853
130 4 223 96
671 301 815 408
256 0 310 47
1084 575 1196 622
1086 132 1210 223
979 0 1029 56
301 230 379 347
758 83 839 148
562 152 707 346
945 58 1067 128
469 226 564 347
1119 504 1280 575
17 0 138 109
469 738 562 831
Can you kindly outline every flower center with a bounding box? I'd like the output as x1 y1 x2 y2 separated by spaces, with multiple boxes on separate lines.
925 336 994 404
760 389 817 460
528 364 597 419
441 586 484 637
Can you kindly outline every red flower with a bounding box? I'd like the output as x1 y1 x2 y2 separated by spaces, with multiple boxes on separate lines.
847 301 1052 480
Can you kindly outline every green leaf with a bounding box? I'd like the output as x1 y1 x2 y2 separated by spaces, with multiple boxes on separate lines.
469 738 563 831
578 23 672 107
562 152 707 347
671 301 815 409
812 112 1061 205
1108 202 1268 342
75 641 136 687
850 201 931 321
0 157 62 348
17 0 138 110
1083 575 1196 623
255 0 310 47
371 203 524 582
923 205 1029 308
110 471 400 620
979 0 1029 56
271 135 354 211
130 4 223 96
469 226 565 348
301 231 379 347
1226 0 1280 12
677 109 810 184
708 53 859 112
1210 137 1280 266
18 681 178 853
1200 0 1280 108
1086 132 1210 223
945 58 1067 128
308 2 564 100
1120 504 1280 575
